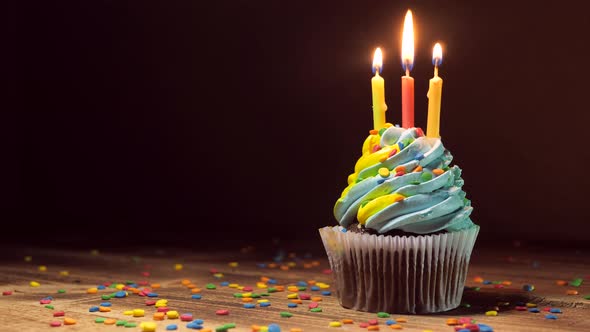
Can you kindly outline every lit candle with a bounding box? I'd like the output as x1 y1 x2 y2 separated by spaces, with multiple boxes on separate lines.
371 48 387 130
427 43 443 138
401 10 415 128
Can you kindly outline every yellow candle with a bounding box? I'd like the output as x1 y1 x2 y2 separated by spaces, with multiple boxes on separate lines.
427 43 443 138
371 48 387 130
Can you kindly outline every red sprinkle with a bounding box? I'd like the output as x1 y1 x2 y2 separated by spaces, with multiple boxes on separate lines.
515 306 527 311
2 291 12 296
415 127 424 137
242 286 253 292
50 321 62 327
395 171 405 177
322 269 332 274
139 280 149 286
142 272 150 277
40 299 52 304
543 307 551 312
372 145 382 153
389 149 397 157
180 314 193 321
368 319 378 325
458 317 472 324
210 268 219 274
216 309 229 315
145 300 156 306
359 323 369 328
308 302 319 309
494 284 504 289
299 293 311 300
157 307 170 313
53 311 65 317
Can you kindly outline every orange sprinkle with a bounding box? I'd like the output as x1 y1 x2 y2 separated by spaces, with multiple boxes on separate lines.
390 324 403 329
446 318 459 325
556 280 567 286
268 263 277 268
290 329 303 332
99 306 111 312
151 283 161 289
567 290 579 295
369 129 379 135
251 325 261 332
201 329 212 332
394 166 406 173
502 281 512 286
63 318 76 325
153 312 165 320
413 165 423 172
130 288 141 294
260 277 270 282
86 288 98 294
191 288 202 293
311 261 320 266
432 168 444 175
243 298 254 302
187 284 197 289
287 286 299 292
396 318 408 323
473 276 484 283
368 326 380 331
104 319 117 325
275 286 285 291
342 319 354 324
307 280 316 285
181 279 191 286
280 265 290 271
311 296 323 302
291 299 303 304
303 263 312 269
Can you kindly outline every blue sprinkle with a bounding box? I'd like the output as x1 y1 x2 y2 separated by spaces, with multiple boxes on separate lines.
321 291 331 296
385 320 397 326
193 319 204 325
545 314 558 320
220 281 229 287
415 153 424 160
114 291 126 298
186 322 203 329
100 302 111 307
398 142 404 150
529 308 540 313
549 308 562 313
44 296 54 300
147 292 158 297
267 279 277 285
89 306 99 312
268 323 281 332
311 286 320 291
523 284 535 292
260 302 271 307
97 285 106 290
458 329 470 332
257 263 267 268
128 283 138 288
341 228 347 233
191 294 202 299
515 301 525 306
287 303 298 308
243 303 256 309
483 280 492 285
166 324 178 331
377 179 385 184
297 281 307 287
478 324 494 332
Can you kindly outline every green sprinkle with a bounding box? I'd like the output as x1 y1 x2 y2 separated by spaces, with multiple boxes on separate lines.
297 286 306 291
420 172 433 182
310 308 322 312
57 289 66 294
268 287 277 293
223 323 236 328
410 181 421 185
101 294 111 300
251 293 261 298
44 305 54 309
116 320 127 326
95 317 105 324
462 303 472 308
280 311 293 318
570 278 583 287
261 293 270 296
215 327 228 332
233 293 243 298
206 283 216 290
492 281 502 285
377 312 390 318
474 287 481 291
125 280 134 285
109 284 117 289
124 322 137 328
378 128 387 136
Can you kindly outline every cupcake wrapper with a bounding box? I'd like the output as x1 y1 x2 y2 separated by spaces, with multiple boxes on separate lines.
319 225 479 314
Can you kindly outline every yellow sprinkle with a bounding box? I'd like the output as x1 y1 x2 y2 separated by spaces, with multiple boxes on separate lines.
228 262 239 268
229 283 239 288
132 309 145 317
242 292 252 298
59 271 69 276
123 310 133 316
87 288 98 294
257 282 268 289
115 284 125 290
526 303 537 308
24 256 32 262
257 299 269 303
287 286 299 292
166 310 179 319
287 293 298 299
30 281 40 287
174 263 183 271
287 262 297 267
140 322 157 332
485 310 498 316
329 321 342 327
213 273 224 278
384 123 393 128
378 167 390 178
38 265 47 272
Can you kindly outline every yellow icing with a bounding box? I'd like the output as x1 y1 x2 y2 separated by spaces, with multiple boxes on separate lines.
357 193 405 224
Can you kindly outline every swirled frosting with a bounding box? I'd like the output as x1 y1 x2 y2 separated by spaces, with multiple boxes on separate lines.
334 126 475 234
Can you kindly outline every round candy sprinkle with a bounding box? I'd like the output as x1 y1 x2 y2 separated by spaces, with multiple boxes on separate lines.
378 168 390 178
485 310 498 316
367 319 378 325
367 326 380 331
342 319 354 324
389 325 402 330
206 283 216 289
385 319 397 325
95 317 105 323
89 306 99 312
167 310 180 319
549 308 562 313
2 291 12 296
268 324 281 332
280 312 293 318
64 318 76 325
478 324 494 332
116 320 127 326
545 314 558 320
125 322 137 328
216 309 229 315
30 281 40 287
53 311 65 317
49 321 61 327
566 290 579 295
180 314 193 321
321 291 331 296
311 286 319 291
529 308 540 313
133 309 145 317
260 302 271 307
522 284 535 291
329 321 342 327
140 322 157 332
243 303 256 309
310 308 322 312
377 312 390 318
287 303 297 308
104 319 117 325
166 324 178 331
192 294 202 299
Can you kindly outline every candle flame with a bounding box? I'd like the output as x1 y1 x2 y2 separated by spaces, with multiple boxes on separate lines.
401 10 414 72
372 48 383 74
432 43 443 66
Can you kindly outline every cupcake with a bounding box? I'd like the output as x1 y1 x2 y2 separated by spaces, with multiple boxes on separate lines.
319 125 479 314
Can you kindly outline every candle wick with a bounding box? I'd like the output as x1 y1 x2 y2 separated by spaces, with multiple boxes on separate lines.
405 68 409 77
434 66 439 77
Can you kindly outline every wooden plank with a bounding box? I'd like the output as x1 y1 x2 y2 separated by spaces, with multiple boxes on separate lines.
0 246 588 331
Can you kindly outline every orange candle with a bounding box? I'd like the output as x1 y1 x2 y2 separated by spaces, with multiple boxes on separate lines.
401 10 415 128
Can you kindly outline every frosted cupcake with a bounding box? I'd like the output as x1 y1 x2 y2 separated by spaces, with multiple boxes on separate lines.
319 125 479 314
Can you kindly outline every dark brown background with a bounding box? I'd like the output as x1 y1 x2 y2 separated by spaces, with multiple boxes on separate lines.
12 0 590 249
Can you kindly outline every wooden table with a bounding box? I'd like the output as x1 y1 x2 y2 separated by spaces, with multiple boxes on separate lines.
0 245 588 332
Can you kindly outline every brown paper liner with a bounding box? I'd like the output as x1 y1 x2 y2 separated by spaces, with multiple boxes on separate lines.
319 225 479 314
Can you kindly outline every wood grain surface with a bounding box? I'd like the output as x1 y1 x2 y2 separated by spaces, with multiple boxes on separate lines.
0 245 588 332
